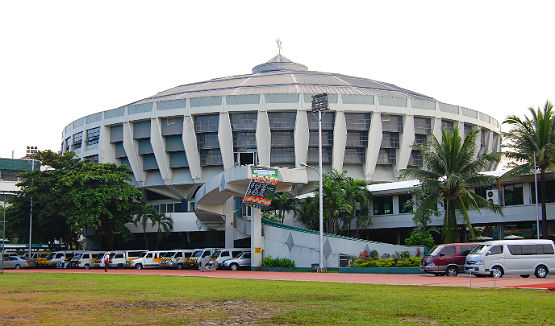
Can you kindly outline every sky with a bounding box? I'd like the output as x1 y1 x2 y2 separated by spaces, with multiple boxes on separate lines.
1 1 554 159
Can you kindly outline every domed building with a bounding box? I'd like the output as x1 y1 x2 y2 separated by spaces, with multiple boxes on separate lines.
61 54 502 248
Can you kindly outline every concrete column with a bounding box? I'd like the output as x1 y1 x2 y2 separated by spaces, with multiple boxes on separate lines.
332 111 346 171
219 112 234 170
364 111 382 181
295 110 309 167
256 110 271 166
251 209 264 268
396 115 415 174
223 198 235 248
150 117 172 184
122 122 145 184
182 115 201 181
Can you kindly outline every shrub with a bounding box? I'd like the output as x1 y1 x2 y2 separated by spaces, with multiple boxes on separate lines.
262 256 295 268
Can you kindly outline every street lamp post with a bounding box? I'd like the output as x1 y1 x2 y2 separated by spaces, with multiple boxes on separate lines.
310 93 329 272
533 152 540 239
27 158 36 259
1 192 6 274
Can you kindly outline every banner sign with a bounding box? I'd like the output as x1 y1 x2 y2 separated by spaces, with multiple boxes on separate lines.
242 167 278 208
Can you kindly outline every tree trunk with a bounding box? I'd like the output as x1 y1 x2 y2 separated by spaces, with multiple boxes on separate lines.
443 200 458 243
143 231 149 250
540 169 548 239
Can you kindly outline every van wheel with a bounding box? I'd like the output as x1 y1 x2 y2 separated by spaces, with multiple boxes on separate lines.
15 264 21 270
177 264 183 270
535 265 548 278
520 274 530 278
135 264 143 270
230 263 239 271
491 266 503 278
445 266 458 277
84 264 90 270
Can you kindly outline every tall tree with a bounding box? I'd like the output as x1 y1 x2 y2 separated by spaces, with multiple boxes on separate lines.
399 127 502 243
150 210 173 249
7 150 144 249
7 151 82 248
503 100 555 238
262 192 298 223
133 204 157 250
296 169 372 237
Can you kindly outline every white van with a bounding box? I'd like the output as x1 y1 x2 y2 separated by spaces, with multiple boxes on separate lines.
207 248 250 269
129 250 168 269
465 239 555 278
160 250 195 270
99 250 147 269
189 248 220 269
75 251 106 269
50 251 82 268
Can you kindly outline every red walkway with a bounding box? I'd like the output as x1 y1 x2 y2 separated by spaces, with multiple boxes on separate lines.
10 269 555 290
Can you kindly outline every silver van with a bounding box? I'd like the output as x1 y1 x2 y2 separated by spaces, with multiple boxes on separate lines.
207 248 250 269
189 248 220 269
130 250 168 269
75 251 106 269
465 239 555 278
160 250 195 269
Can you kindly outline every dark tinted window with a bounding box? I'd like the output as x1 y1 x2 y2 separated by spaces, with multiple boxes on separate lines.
542 244 554 254
176 252 183 258
460 246 476 256
489 246 502 255
185 252 192 258
115 253 123 259
221 251 229 257
441 247 456 256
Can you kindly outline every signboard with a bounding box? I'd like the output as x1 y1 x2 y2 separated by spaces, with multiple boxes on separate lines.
242 166 278 208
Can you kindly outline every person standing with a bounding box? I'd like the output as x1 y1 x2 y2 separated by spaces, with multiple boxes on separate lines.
104 254 109 272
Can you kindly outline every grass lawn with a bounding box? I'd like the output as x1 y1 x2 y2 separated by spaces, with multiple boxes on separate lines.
0 273 553 326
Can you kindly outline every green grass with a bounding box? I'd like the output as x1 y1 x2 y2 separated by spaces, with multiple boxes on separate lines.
0 273 553 325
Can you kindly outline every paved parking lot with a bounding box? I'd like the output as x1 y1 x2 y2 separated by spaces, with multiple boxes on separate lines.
11 269 555 290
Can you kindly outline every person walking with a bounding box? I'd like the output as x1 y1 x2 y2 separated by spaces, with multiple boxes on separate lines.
104 254 109 272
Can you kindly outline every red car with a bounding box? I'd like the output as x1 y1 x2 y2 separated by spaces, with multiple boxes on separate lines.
420 243 479 276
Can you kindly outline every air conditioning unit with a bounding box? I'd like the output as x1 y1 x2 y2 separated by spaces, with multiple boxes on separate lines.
487 189 499 205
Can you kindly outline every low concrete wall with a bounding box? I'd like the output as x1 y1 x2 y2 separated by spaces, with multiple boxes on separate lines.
339 267 422 274
262 219 422 268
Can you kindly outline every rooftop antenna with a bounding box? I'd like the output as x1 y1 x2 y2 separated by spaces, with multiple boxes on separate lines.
276 38 282 55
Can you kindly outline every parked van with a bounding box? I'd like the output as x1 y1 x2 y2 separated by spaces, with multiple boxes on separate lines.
160 250 195 269
189 248 220 269
465 239 555 278
207 248 250 269
49 251 82 268
129 250 168 269
420 243 479 276
99 250 147 269
188 249 204 268
74 251 105 269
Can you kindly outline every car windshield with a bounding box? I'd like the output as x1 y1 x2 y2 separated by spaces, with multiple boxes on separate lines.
211 250 221 258
47 253 56 259
427 245 444 256
73 254 83 259
139 252 148 258
162 252 176 258
193 251 203 257
469 245 490 254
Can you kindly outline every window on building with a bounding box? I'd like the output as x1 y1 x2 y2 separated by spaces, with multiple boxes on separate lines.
373 196 393 215
399 194 413 214
377 149 396 165
408 150 423 167
414 134 428 145
504 184 523 206
414 117 431 135
86 127 100 145
531 180 555 204
441 120 454 132
72 132 83 149
381 115 403 133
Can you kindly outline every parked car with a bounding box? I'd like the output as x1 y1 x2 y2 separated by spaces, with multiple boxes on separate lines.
2 256 35 269
207 248 249 269
99 250 147 269
223 252 251 271
74 251 106 269
160 250 195 269
189 248 220 269
465 239 555 278
420 243 479 276
129 250 168 269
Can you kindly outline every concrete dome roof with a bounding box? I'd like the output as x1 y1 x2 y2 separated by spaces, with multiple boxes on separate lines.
134 56 434 105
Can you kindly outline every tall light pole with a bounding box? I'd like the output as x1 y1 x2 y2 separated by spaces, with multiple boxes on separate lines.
26 158 36 259
1 192 6 274
533 152 540 239
310 93 329 272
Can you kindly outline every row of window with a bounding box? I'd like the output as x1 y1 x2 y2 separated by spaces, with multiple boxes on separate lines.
64 127 100 152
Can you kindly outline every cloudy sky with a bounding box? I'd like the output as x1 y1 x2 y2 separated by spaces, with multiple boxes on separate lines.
1 1 553 159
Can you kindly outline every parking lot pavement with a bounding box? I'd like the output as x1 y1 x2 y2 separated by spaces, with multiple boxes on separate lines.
10 269 555 290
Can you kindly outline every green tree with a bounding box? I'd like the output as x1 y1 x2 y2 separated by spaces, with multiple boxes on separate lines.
7 151 82 248
7 150 144 249
296 169 372 237
150 209 173 249
262 192 298 223
399 127 502 243
404 187 439 249
503 100 555 238
57 161 143 249
133 204 158 250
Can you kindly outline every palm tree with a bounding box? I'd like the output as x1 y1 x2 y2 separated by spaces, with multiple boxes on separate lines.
399 127 502 243
503 101 555 238
150 209 174 249
263 192 298 223
133 204 158 250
